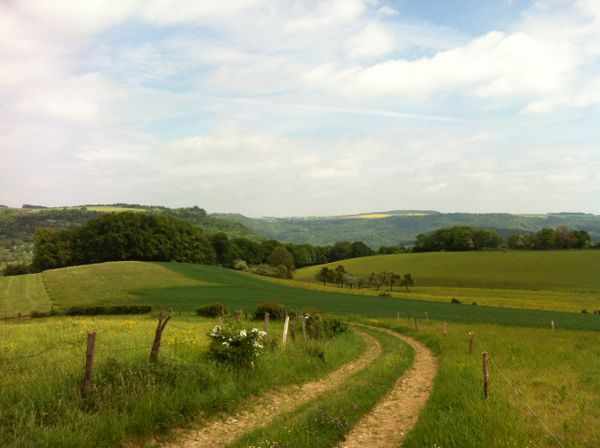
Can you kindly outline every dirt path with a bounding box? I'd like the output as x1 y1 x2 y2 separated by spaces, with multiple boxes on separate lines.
337 324 437 448
164 330 382 448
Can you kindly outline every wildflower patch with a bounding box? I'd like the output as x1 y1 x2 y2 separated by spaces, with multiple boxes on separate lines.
208 324 267 368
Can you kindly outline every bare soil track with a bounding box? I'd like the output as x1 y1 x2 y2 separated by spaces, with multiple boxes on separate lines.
164 330 382 448
338 323 437 448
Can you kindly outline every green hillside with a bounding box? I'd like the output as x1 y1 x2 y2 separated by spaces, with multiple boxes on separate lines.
217 211 600 247
0 205 256 268
3 260 598 330
0 273 51 317
294 251 600 312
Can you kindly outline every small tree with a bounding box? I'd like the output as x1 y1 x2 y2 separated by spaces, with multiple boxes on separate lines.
315 266 334 286
400 273 415 292
334 265 347 287
389 272 401 291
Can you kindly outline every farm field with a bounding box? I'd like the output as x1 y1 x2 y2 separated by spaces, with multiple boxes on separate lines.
0 273 51 317
1 261 599 446
294 251 600 313
367 317 600 448
43 261 208 310
0 314 368 447
3 261 600 330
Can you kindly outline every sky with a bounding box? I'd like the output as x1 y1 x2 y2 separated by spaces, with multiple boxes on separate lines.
1 0 600 217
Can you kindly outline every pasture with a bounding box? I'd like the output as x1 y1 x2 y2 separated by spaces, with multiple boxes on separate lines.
294 251 600 313
368 317 600 448
0 273 51 317
1 260 599 446
2 261 600 330
0 314 366 447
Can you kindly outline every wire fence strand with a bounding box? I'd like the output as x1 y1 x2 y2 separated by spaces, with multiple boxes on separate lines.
474 337 566 448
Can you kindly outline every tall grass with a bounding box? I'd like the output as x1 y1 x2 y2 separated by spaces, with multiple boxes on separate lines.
366 317 600 447
0 315 365 447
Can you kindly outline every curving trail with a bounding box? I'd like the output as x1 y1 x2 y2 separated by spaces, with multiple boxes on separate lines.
338 324 437 448
164 331 382 448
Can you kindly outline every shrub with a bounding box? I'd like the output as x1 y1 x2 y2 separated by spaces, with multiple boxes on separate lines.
232 259 249 271
451 298 462 304
64 305 152 316
207 324 267 368
31 308 58 318
196 303 227 317
582 309 589 314
248 263 293 279
3 263 31 276
321 317 349 337
254 302 286 320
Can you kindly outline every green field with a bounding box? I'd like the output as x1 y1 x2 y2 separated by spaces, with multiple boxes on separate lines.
295 251 600 313
2 259 600 447
368 317 600 447
3 262 584 330
0 273 51 317
0 315 367 447
3 261 600 330
43 261 207 309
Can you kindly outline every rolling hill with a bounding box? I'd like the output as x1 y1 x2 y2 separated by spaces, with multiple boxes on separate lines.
3 260 600 331
294 250 600 313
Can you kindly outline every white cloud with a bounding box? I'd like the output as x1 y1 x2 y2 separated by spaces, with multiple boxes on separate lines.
140 0 263 25
284 0 366 32
347 22 397 59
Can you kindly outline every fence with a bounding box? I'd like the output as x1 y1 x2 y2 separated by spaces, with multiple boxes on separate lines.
391 310 567 448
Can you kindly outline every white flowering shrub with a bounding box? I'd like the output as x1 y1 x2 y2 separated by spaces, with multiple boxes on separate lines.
208 325 267 368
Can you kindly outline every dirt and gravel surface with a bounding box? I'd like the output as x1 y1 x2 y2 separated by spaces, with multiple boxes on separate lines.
163 330 382 448
337 324 437 448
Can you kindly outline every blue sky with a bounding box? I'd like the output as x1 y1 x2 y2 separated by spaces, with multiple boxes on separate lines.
1 0 599 216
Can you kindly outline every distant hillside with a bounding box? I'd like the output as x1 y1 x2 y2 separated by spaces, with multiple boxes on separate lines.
215 211 600 247
0 204 256 268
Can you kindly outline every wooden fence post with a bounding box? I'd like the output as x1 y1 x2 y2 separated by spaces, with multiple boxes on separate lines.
150 312 171 363
315 320 322 339
282 315 290 348
290 320 296 343
264 312 270 333
469 331 475 354
82 332 96 396
236 310 242 322
396 311 400 326
301 314 307 339
551 320 555 330
414 317 418 332
425 311 429 321
442 322 448 337
482 352 490 399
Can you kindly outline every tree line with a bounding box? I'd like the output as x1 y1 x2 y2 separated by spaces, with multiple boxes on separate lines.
507 226 592 250
5 213 599 277
414 225 594 252
25 213 394 277
315 265 415 292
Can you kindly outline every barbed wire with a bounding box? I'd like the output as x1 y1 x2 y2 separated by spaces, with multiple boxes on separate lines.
474 336 566 448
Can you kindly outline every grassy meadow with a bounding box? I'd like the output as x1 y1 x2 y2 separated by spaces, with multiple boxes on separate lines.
364 317 600 448
0 273 51 317
1 257 599 446
3 261 600 330
294 251 600 313
0 314 365 447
